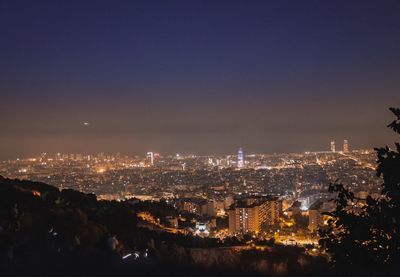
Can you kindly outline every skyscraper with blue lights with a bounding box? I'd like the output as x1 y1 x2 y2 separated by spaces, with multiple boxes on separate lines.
238 147 244 168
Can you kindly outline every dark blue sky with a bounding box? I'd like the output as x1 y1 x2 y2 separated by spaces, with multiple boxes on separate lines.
1 0 400 158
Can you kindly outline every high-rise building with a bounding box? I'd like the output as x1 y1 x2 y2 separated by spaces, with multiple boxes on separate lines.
147 152 154 165
237 147 244 168
76 153 83 161
55 153 61 161
330 140 335 152
228 196 281 234
343 139 349 153
308 201 323 233
229 206 259 234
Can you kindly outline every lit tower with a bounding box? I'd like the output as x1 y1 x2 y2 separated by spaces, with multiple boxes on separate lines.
237 148 244 168
330 140 336 152
343 140 349 153
147 152 154 166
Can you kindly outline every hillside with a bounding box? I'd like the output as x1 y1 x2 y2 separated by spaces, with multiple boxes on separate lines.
0 175 326 276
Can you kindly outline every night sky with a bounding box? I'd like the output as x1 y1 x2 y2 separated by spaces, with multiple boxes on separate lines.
1 0 400 159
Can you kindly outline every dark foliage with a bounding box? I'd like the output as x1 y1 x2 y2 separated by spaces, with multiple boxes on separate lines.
319 108 400 275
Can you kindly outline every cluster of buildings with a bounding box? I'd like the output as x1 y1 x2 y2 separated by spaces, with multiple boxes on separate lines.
330 139 350 153
0 142 381 243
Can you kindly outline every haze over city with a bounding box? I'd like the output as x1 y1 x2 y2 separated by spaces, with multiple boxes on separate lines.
1 0 400 159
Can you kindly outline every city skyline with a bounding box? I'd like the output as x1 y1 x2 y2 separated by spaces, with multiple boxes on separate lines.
1 1 400 276
1 139 363 160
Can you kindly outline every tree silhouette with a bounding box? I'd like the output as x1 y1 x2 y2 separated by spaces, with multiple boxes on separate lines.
319 108 400 273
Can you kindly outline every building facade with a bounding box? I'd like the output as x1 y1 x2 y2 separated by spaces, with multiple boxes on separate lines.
237 147 244 168
343 139 350 153
330 140 335 152
228 196 281 234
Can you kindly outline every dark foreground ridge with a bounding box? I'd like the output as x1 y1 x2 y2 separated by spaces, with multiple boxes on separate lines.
0 175 329 277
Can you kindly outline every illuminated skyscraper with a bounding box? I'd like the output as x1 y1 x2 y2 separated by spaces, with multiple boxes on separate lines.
330 140 336 152
237 147 244 168
147 152 154 165
343 139 349 153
